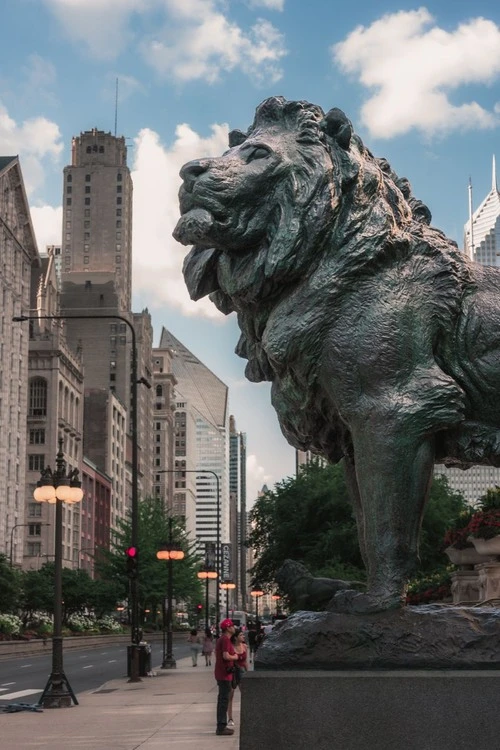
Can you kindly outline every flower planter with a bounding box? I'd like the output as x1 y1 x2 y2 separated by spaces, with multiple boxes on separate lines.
470 537 500 556
445 546 492 566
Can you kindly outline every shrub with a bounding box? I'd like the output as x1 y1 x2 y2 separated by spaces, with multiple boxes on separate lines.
0 614 22 637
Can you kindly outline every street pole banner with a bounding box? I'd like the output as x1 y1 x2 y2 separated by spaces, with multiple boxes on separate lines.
221 543 232 580
205 541 216 569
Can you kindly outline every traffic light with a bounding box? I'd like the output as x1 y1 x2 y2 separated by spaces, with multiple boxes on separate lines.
125 546 138 579
196 603 203 612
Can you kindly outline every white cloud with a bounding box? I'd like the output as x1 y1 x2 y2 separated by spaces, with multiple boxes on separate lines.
246 454 273 504
142 5 287 84
333 9 500 138
131 122 229 318
30 206 63 253
44 0 287 84
0 103 63 195
247 0 284 10
43 0 149 59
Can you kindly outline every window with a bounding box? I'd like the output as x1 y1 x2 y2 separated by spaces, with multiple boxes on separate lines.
116 255 121 263
116 232 121 240
28 454 45 471
84 256 89 265
99 146 104 153
156 385 163 397
85 186 91 194
27 542 41 556
116 221 121 228
28 502 42 517
116 209 122 216
29 428 45 444
28 523 42 536
117 173 122 181
85 174 91 182
85 198 90 205
67 174 72 182
84 209 90 217
116 197 122 205
86 146 92 153
66 198 72 206
84 221 90 229
67 186 72 194
84 232 90 240
29 378 47 416
117 185 122 193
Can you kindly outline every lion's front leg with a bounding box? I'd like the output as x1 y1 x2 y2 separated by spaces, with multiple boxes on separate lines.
330 419 435 613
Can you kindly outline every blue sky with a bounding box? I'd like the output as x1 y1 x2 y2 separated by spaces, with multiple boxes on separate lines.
2 0 500 503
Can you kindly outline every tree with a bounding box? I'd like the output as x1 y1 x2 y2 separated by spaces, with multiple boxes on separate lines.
95 497 203 625
248 462 468 591
0 554 22 613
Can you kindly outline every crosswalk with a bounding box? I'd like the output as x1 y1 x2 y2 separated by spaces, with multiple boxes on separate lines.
0 687 42 701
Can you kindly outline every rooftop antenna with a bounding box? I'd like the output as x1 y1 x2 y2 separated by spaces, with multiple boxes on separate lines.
492 154 497 192
114 77 118 137
468 176 475 262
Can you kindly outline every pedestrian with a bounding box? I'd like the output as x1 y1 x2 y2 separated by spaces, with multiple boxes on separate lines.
247 622 257 662
227 628 248 728
202 627 214 666
214 618 238 736
187 628 203 666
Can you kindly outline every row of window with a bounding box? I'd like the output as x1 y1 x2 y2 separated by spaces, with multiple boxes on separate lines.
67 172 123 181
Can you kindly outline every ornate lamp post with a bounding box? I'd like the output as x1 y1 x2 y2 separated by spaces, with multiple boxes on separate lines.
35 438 83 708
156 517 185 669
250 585 264 624
220 580 236 619
197 561 217 631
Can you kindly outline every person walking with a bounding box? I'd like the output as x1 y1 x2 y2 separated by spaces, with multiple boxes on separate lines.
247 623 257 662
214 618 238 736
202 627 214 666
187 628 203 666
227 628 248 728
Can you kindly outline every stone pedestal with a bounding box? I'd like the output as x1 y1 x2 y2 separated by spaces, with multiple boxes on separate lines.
240 670 500 750
450 569 480 604
477 562 500 602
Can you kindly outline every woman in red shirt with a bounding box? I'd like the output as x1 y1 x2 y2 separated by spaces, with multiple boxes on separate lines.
214 619 238 736
227 628 248 727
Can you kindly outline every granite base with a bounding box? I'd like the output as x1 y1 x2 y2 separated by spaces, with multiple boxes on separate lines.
240 670 500 750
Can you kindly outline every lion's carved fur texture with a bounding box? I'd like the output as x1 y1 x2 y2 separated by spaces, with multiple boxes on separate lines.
175 97 500 612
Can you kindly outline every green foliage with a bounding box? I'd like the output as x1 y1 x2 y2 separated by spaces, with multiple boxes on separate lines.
248 463 469 592
95 497 203 623
0 554 22 613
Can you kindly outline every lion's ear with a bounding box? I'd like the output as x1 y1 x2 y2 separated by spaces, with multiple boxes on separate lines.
321 108 352 150
228 129 247 148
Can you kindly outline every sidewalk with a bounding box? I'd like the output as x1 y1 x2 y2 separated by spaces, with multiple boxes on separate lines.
0 656 241 750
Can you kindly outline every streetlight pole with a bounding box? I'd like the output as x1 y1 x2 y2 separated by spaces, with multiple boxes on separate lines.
13 312 142 682
157 517 184 669
34 438 83 708
156 468 221 632
250 586 264 624
197 560 217 632
10 522 50 567
220 580 236 619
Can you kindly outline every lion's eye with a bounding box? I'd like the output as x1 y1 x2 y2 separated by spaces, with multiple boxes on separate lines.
245 146 271 162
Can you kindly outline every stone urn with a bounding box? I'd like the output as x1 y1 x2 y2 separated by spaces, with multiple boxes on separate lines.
444 545 494 567
470 536 500 556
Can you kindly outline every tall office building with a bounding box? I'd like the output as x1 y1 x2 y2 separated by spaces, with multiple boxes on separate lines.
464 158 500 265
436 158 500 504
229 415 248 609
0 156 40 563
59 128 153 512
62 129 132 310
158 328 229 557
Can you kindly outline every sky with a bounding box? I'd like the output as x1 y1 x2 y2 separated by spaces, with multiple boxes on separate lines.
2 0 500 504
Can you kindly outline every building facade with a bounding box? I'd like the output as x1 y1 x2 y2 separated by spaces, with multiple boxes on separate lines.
0 156 40 564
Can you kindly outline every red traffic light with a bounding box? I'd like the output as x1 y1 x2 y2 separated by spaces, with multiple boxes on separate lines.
125 546 137 558
196 604 203 611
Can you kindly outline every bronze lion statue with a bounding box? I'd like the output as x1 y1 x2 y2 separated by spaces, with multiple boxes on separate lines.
174 96 500 614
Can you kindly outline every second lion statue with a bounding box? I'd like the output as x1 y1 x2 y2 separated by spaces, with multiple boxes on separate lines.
174 96 500 614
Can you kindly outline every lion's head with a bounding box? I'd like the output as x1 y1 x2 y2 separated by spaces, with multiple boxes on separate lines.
174 96 432 314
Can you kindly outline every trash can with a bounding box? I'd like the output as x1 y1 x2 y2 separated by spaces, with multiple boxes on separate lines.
127 643 152 677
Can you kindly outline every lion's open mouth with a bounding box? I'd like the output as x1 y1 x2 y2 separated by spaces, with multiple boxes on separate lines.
173 208 214 246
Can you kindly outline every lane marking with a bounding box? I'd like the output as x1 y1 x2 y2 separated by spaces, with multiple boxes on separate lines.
82 665 94 669
0 689 42 700
1 683 15 687
108 659 117 663
20 664 32 669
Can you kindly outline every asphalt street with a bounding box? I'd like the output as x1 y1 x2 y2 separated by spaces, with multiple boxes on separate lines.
0 640 192 704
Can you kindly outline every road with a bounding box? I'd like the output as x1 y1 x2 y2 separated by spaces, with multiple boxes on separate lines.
0 639 192 705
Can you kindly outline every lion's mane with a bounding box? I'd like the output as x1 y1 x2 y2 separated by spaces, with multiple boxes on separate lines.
182 96 473 461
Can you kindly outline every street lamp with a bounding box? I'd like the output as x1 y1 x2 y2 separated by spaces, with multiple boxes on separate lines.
13 312 143 682
197 561 217 631
250 586 264 624
156 468 221 632
9 522 50 567
156 517 185 669
35 438 83 708
271 593 281 616
220 580 236 619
